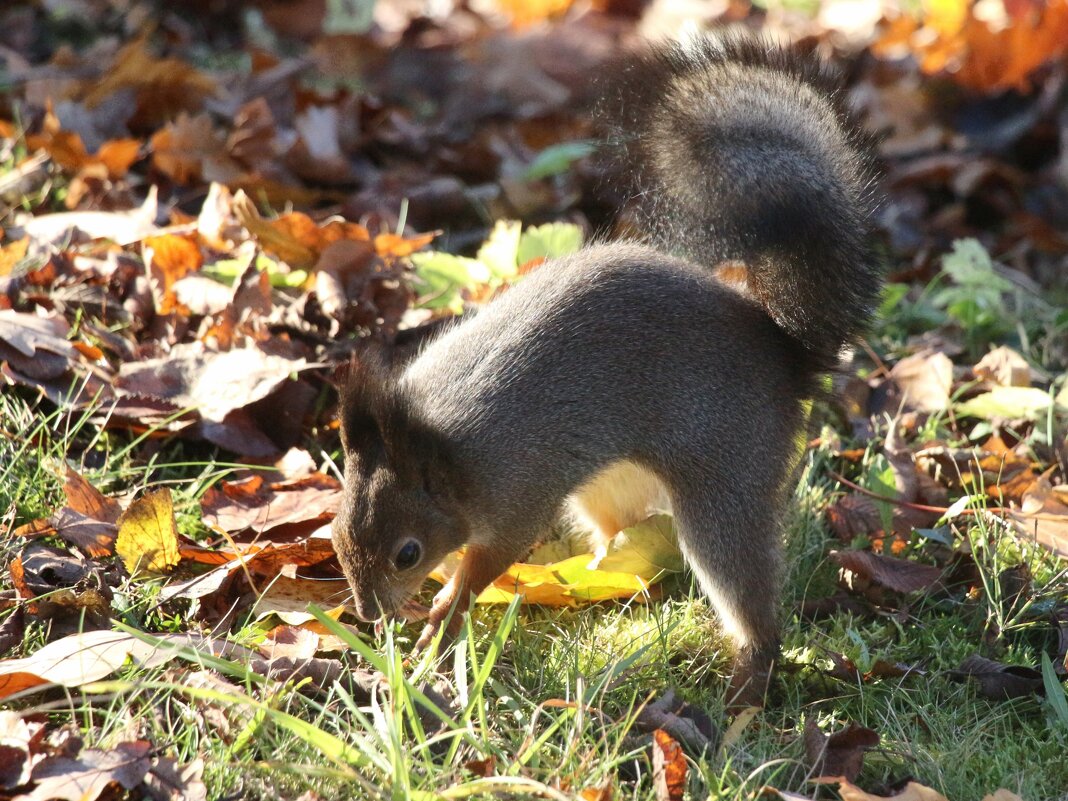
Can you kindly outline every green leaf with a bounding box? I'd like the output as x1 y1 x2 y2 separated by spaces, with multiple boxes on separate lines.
863 455 897 534
522 140 596 181
410 251 490 312
1041 651 1068 727
596 514 685 576
516 222 583 267
204 254 307 288
956 386 1062 421
940 239 1012 291
476 220 522 280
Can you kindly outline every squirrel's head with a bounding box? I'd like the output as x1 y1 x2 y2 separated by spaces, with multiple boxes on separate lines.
332 354 467 622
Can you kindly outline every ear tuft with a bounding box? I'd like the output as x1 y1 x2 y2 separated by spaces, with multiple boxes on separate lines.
339 346 400 455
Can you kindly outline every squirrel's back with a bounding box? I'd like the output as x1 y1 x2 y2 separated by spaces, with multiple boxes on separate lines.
606 35 880 365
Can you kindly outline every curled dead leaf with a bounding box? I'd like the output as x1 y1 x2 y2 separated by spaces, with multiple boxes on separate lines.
803 718 879 781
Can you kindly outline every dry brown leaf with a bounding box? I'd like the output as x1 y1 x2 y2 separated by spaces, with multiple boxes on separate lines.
0 237 29 277
1012 474 1068 559
949 654 1043 700
85 38 216 127
142 755 208 801
25 740 152 801
974 346 1032 388
116 342 310 424
259 625 320 661
63 467 121 524
889 351 953 413
253 573 351 623
151 112 240 185
463 756 497 778
373 231 436 258
15 508 117 558
0 709 44 789
578 780 614 801
200 474 342 538
16 188 158 245
0 309 74 360
802 718 879 781
115 489 181 575
831 549 943 595
144 233 204 288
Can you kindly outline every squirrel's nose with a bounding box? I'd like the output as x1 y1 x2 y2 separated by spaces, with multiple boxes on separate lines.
351 591 383 623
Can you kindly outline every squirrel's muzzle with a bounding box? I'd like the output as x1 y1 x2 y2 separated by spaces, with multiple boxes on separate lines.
350 591 384 623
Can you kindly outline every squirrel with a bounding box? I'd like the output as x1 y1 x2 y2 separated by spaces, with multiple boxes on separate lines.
332 35 881 706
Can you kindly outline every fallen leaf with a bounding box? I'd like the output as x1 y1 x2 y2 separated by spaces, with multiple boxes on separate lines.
463 756 496 778
1012 474 1068 559
832 778 950 801
956 386 1063 421
594 515 684 575
22 109 140 179
142 755 208 801
974 346 1033 387
25 740 152 801
803 718 879 781
831 550 943 596
579 780 613 801
63 468 121 525
143 233 204 312
651 729 687 801
0 709 44 789
0 608 27 658
632 689 718 755
15 188 158 246
116 342 311 424
0 629 252 700
115 489 181 575
0 309 74 360
151 112 240 185
430 516 682 607
889 351 953 413
949 654 1043 700
86 37 217 128
259 625 321 661
201 474 343 538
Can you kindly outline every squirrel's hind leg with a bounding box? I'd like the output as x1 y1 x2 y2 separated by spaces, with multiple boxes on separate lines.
669 483 783 710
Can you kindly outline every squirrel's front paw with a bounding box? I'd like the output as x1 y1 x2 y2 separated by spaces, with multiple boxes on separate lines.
413 587 467 651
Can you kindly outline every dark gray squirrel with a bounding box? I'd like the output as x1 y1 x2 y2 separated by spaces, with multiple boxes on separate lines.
332 34 882 706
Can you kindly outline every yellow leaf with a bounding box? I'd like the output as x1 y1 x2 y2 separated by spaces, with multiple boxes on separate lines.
116 489 181 575
428 514 683 607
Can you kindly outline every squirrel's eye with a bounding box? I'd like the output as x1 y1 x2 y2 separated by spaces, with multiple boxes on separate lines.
394 539 422 571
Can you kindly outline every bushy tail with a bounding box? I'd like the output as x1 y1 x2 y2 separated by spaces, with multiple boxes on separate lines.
606 35 881 365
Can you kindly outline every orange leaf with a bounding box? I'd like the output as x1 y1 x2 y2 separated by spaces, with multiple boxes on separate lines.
0 237 29 277
495 0 575 27
96 138 142 178
373 231 436 258
651 729 686 801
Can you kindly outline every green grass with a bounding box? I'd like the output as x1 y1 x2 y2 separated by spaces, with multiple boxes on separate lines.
2 388 1067 801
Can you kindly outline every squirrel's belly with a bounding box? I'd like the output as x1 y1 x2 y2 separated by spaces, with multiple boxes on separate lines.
568 460 671 548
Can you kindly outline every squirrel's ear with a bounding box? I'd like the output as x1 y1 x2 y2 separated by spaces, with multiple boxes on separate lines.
338 348 396 456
